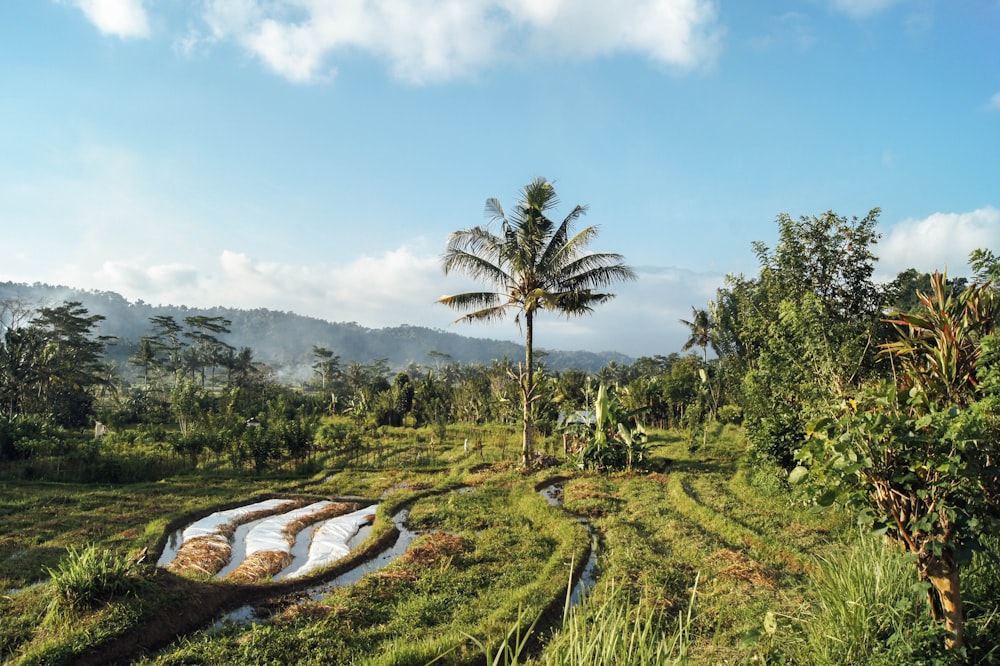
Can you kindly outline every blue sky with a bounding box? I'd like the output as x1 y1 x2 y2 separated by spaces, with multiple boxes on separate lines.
2 1 998 358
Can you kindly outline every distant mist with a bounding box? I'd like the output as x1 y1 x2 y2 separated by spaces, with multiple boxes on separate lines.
0 281 633 381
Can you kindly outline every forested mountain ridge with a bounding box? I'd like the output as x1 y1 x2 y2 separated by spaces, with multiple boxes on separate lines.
0 281 632 378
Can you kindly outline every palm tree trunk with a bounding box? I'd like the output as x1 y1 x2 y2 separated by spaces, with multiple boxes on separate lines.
521 310 534 467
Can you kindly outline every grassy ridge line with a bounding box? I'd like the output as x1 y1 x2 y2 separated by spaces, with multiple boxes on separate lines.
666 471 813 574
363 485 591 665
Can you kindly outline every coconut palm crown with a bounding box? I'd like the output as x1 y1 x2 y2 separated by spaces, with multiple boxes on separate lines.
680 306 718 364
438 177 636 466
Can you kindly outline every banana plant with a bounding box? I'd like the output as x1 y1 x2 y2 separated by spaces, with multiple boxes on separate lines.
573 383 648 471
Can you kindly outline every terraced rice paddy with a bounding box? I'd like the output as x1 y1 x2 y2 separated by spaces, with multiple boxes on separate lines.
6 425 959 665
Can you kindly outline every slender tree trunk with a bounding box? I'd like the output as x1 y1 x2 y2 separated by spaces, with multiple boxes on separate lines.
521 310 534 467
923 556 965 650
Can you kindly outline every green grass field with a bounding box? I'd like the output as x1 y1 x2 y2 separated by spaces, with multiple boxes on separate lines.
2 423 997 664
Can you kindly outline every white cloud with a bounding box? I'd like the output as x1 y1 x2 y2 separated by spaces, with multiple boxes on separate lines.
191 0 722 84
534 265 725 356
878 207 1000 280
829 0 901 19
989 91 1000 111
53 247 723 357
80 246 446 326
71 0 150 38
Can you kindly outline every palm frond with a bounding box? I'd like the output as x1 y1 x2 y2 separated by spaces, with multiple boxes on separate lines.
521 177 559 214
442 249 512 287
559 259 637 290
554 223 600 263
484 198 505 225
543 290 615 317
438 291 502 311
537 209 589 274
449 303 512 325
445 226 503 259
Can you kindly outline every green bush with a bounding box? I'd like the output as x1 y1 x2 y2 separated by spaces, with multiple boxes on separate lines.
716 404 743 425
962 535 1000 663
47 544 147 611
0 415 68 460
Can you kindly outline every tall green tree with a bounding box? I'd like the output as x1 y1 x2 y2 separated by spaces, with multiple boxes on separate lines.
969 247 1000 286
183 315 233 386
439 177 636 466
713 209 885 468
0 301 110 426
129 337 158 386
148 315 184 382
311 346 341 391
30 301 111 426
0 326 44 418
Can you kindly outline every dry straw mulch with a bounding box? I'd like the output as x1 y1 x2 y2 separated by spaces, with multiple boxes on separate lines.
167 499 307 577
225 551 294 584
706 548 777 588
281 502 359 540
225 502 362 583
167 536 232 577
401 532 467 567
646 472 670 485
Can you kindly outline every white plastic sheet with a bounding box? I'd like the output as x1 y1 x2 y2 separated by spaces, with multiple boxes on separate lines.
286 505 377 579
244 501 332 555
180 499 295 545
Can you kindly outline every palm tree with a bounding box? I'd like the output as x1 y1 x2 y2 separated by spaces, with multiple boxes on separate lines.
679 306 717 364
439 177 636 466
129 337 158 386
680 306 720 420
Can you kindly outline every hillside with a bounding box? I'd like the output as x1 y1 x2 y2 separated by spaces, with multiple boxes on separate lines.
0 282 632 379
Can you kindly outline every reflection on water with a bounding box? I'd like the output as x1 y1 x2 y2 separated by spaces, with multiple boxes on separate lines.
539 483 597 605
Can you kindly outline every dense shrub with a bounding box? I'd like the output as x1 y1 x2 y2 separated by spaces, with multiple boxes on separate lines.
47 544 147 611
716 404 743 425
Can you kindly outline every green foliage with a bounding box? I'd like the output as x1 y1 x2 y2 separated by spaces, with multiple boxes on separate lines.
882 273 998 409
46 544 147 611
715 404 742 425
887 268 969 314
969 247 1000 286
679 306 717 362
0 415 65 461
0 301 109 428
713 210 885 471
799 384 994 564
572 383 648 471
797 273 1000 649
169 379 211 435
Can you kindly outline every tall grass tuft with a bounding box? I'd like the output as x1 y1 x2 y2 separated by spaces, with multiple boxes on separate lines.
46 544 146 612
962 535 1000 663
540 575 698 665
789 531 947 664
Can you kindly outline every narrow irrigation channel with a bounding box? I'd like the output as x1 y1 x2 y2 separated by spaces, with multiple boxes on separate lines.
538 480 599 605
